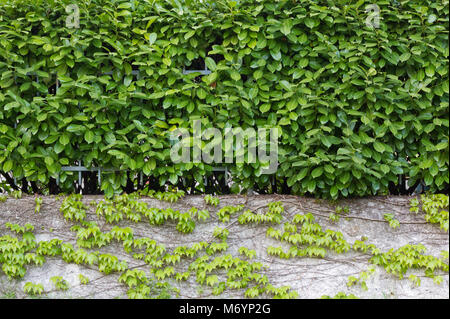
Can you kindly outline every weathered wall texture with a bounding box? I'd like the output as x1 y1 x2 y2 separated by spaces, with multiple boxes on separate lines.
0 195 448 299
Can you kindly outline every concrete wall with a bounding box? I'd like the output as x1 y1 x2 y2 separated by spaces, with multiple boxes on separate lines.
0 194 448 299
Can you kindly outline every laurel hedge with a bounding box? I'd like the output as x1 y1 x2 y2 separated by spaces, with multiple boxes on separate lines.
0 0 448 198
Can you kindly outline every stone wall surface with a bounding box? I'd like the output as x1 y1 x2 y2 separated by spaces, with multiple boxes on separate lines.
0 194 448 299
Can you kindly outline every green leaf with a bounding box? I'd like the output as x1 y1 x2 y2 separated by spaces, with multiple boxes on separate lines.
148 33 157 45
197 88 206 99
270 50 281 61
54 142 65 154
45 156 54 166
311 167 323 178
427 14 437 23
84 131 94 144
184 30 195 40
230 70 241 81
3 160 13 172
280 20 293 36
124 76 132 87
260 103 270 113
307 180 316 192
299 58 308 68
279 80 292 91
59 133 70 146
143 159 156 175
254 69 263 80
380 164 390 174
204 57 217 71
305 18 316 29
105 132 116 144
373 142 385 153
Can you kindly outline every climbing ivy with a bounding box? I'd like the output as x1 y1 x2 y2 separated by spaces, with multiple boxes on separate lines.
217 204 244 223
60 194 87 222
0 194 449 298
239 201 284 224
347 266 376 291
140 187 185 203
34 196 43 213
321 292 358 299
204 195 220 207
78 274 89 285
410 194 449 231
23 282 44 296
50 276 70 291
383 213 400 229
369 244 448 282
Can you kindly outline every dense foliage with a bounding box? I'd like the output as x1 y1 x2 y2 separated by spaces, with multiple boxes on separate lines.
0 0 448 198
